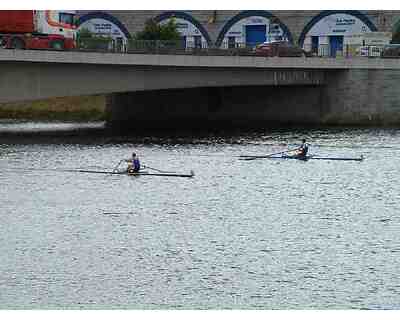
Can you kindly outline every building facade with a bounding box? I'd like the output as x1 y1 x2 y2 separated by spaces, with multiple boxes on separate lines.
76 10 400 52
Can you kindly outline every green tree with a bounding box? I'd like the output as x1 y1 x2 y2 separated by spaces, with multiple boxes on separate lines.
76 28 93 42
135 18 181 41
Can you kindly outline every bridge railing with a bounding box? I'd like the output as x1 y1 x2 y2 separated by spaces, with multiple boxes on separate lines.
130 41 400 58
302 43 400 58
124 40 255 56
301 43 378 58
126 39 186 54
76 37 117 52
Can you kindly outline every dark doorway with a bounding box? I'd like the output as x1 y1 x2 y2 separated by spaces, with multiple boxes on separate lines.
329 35 344 57
245 25 267 48
311 36 319 55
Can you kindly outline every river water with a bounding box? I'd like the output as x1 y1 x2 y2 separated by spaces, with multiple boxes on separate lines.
1 120 400 309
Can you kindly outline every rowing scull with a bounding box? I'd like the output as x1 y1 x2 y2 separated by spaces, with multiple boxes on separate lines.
60 169 195 178
240 155 364 161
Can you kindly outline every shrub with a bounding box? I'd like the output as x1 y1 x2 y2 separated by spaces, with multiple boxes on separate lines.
135 18 181 41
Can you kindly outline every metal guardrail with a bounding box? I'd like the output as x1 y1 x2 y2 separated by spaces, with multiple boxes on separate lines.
76 37 113 51
75 38 257 56
127 40 399 58
302 43 400 58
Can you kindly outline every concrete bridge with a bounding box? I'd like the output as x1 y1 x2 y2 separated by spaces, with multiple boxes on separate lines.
1 50 400 128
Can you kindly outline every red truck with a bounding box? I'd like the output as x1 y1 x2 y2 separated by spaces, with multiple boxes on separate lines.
0 10 76 50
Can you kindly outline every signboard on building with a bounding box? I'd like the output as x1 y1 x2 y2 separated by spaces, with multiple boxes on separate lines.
307 13 372 36
78 18 127 40
346 32 391 45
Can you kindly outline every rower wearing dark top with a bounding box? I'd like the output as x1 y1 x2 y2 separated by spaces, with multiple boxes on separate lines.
296 139 309 158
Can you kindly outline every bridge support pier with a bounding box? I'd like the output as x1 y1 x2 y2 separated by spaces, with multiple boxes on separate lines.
106 85 324 131
323 69 400 126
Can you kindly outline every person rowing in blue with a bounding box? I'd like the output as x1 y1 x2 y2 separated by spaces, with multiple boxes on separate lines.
126 152 141 173
295 139 309 159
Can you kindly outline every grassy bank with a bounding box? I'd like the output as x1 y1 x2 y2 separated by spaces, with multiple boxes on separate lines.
0 95 106 121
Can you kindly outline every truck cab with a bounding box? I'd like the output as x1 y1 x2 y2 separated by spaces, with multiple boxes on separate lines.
35 11 76 41
0 10 77 50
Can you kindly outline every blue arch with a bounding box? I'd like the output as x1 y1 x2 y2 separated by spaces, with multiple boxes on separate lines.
77 11 132 39
298 10 378 47
153 11 212 46
215 10 294 47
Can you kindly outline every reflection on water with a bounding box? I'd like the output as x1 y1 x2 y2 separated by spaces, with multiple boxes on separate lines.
1 120 400 309
0 119 105 133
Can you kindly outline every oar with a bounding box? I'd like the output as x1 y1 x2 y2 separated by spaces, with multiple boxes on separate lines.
61 169 121 174
112 159 124 173
239 148 299 161
142 165 176 173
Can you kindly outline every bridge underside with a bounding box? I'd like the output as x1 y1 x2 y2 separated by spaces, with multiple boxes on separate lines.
106 85 326 131
106 67 400 130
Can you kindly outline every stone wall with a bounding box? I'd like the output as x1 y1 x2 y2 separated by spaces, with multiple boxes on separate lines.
323 69 400 125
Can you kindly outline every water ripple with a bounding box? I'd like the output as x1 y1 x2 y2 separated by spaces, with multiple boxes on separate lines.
1 123 400 309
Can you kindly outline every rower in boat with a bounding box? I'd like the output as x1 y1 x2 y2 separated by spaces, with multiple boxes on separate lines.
125 152 141 173
294 139 309 159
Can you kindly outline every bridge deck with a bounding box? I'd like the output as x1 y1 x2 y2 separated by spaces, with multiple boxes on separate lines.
1 49 399 70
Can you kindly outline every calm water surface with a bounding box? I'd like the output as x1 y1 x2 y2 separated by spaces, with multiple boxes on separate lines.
1 120 400 309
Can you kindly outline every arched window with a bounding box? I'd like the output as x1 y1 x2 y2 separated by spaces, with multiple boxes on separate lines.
298 10 377 56
153 11 212 48
77 12 131 40
216 10 293 48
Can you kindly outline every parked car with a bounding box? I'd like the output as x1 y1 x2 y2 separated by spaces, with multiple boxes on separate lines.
255 41 311 57
381 44 400 58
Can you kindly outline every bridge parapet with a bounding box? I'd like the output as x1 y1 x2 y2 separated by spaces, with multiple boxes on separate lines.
1 49 400 70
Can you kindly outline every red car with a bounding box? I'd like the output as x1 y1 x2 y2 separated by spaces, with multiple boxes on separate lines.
255 41 310 57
